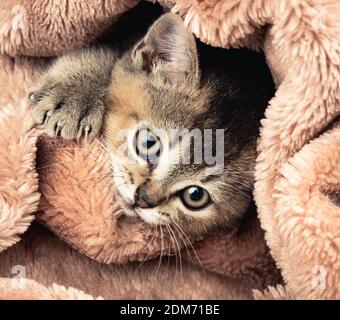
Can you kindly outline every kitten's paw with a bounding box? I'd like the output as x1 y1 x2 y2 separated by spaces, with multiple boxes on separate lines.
29 83 104 140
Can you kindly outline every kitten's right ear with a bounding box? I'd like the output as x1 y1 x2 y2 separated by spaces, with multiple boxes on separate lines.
131 13 200 86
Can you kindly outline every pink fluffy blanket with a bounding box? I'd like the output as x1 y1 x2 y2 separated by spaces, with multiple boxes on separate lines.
0 0 339 299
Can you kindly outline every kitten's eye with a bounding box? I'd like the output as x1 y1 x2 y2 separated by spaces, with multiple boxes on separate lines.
180 186 211 210
135 128 161 162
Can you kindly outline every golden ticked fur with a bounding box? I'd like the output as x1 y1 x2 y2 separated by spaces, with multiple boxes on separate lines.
102 14 275 235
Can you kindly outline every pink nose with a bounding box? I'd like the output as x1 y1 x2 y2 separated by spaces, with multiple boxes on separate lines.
134 187 153 208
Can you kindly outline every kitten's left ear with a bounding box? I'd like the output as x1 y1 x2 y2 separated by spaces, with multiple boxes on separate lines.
132 13 200 85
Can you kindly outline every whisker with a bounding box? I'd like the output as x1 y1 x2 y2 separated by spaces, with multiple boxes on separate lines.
170 217 205 271
164 224 172 281
138 226 153 251
135 225 157 272
114 182 128 188
36 160 124 182
48 146 112 163
166 224 178 281
168 224 183 283
170 221 193 267
155 225 164 277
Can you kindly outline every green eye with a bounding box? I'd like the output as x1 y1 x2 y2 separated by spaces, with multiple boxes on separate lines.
180 186 211 210
135 128 161 163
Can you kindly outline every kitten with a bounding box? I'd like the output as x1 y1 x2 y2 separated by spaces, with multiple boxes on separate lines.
29 14 275 236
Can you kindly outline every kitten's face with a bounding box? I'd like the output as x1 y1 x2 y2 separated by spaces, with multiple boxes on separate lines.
103 14 273 235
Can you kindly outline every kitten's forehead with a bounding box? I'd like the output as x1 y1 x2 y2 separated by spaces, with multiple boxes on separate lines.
144 81 214 129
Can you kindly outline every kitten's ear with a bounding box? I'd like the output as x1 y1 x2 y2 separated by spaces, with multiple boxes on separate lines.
132 13 200 85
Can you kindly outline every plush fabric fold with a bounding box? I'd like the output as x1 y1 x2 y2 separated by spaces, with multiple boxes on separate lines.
0 55 41 253
0 0 338 299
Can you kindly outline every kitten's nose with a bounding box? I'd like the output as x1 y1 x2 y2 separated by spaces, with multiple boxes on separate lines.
134 187 155 209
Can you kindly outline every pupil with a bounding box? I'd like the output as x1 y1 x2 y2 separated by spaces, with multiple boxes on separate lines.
142 135 157 149
188 187 203 201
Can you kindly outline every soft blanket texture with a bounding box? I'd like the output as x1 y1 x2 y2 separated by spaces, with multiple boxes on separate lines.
0 0 339 299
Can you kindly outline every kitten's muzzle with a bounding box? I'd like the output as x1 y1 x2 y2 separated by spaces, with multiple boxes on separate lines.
134 187 156 209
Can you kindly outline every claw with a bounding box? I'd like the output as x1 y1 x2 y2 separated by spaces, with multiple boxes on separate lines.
28 92 41 106
55 123 62 137
43 110 54 124
28 92 36 101
28 91 44 106
83 126 88 142
84 124 91 133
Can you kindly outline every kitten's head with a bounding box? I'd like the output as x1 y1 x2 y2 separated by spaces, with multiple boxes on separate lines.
104 14 274 235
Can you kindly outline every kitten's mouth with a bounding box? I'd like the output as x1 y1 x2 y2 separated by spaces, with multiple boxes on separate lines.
133 207 169 225
112 167 169 225
114 187 169 225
